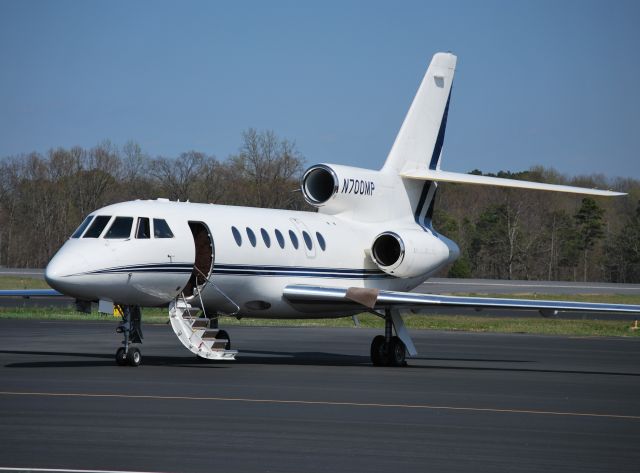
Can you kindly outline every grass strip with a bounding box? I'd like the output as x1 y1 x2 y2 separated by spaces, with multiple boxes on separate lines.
0 307 638 338
0 276 50 290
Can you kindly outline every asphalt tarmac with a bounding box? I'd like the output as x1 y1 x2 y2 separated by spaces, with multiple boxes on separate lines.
0 319 639 473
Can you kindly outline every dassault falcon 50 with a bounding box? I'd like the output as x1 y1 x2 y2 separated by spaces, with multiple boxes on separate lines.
8 52 639 366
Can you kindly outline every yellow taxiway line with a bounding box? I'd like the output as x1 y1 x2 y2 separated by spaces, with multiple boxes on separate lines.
0 390 638 421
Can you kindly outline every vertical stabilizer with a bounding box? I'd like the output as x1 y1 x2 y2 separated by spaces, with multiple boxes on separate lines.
382 52 456 174
381 52 456 228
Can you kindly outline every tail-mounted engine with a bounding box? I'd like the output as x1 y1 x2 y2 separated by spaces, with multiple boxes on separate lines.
371 229 458 278
301 164 395 220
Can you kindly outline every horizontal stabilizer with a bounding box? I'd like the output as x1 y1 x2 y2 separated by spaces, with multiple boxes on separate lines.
400 169 626 197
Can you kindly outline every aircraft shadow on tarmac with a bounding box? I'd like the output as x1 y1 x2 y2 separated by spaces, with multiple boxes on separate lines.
1 348 639 377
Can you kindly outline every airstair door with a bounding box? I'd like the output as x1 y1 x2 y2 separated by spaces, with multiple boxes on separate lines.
184 221 214 298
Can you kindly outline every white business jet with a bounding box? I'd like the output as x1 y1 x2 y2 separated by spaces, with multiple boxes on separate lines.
21 52 640 366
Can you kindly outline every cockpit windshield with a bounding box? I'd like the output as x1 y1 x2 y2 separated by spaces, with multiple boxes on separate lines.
77 215 174 239
104 217 134 239
71 216 94 238
83 216 112 238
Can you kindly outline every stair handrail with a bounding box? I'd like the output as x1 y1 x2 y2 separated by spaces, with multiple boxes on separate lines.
192 266 240 315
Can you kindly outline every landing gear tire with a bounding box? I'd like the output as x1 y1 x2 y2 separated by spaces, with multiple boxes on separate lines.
127 347 142 367
115 347 128 366
370 335 387 367
370 335 406 367
388 336 406 367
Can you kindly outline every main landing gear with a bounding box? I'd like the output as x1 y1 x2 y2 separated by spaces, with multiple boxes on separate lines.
115 305 143 367
370 309 410 367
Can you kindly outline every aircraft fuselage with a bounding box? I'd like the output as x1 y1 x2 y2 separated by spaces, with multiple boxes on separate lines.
45 199 458 318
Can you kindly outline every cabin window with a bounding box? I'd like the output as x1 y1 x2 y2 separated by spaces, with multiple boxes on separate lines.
71 216 94 238
153 219 174 238
302 231 313 250
105 217 134 239
261 228 271 248
275 229 285 249
231 226 242 246
83 216 112 238
289 230 299 249
246 227 257 247
136 217 150 239
316 232 326 251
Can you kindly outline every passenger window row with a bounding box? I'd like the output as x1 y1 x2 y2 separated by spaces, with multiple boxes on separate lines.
71 215 174 239
231 226 326 251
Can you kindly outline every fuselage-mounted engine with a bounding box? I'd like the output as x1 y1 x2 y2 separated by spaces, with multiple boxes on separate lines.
301 164 397 222
370 229 459 278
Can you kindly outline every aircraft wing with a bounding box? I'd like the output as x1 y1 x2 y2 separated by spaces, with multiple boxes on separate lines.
283 285 640 315
0 289 64 297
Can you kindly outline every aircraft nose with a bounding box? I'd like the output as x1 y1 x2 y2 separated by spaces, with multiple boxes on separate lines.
44 254 67 293
45 248 87 296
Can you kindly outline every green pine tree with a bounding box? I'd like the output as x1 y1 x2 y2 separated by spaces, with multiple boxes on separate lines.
574 198 605 281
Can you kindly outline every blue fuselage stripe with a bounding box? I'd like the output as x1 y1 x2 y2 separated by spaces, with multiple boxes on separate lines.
82 263 391 279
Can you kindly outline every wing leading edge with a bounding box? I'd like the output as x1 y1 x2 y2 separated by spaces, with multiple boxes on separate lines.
283 285 640 315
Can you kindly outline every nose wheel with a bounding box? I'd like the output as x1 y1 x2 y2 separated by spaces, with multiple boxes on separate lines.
115 346 142 366
115 305 143 367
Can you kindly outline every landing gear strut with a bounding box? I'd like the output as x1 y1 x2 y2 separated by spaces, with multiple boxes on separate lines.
115 305 143 366
370 309 406 367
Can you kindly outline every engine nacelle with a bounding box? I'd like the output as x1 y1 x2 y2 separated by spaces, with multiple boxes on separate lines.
371 229 458 278
301 164 395 219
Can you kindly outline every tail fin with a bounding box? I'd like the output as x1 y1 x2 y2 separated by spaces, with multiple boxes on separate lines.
382 52 456 228
382 52 456 174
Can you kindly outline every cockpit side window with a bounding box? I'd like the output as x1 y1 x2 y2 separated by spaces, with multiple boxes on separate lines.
153 219 174 238
71 216 94 238
83 216 112 238
136 217 150 239
105 217 134 239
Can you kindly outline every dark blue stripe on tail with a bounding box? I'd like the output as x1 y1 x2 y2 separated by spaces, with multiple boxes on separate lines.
428 88 452 170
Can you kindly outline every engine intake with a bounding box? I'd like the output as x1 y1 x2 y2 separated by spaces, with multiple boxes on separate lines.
371 232 404 268
302 165 338 205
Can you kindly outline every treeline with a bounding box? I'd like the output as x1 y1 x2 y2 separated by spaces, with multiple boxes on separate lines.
433 167 640 283
0 133 638 283
0 129 306 268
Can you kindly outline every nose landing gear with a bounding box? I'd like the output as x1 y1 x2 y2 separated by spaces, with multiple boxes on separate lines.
115 305 143 367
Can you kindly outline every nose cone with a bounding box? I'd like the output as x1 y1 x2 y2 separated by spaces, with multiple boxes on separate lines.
44 252 69 294
45 244 88 297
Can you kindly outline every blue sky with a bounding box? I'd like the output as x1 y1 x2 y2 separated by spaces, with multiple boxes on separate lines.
1 0 639 177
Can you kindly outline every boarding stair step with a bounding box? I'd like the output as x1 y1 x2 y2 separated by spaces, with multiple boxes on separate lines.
190 319 210 329
201 329 222 340
168 298 237 361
